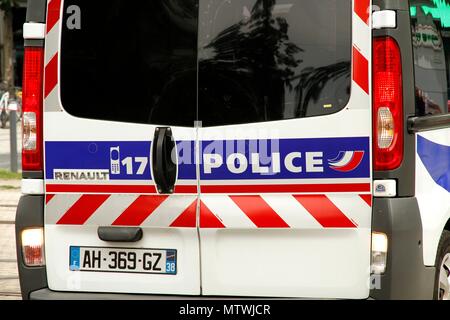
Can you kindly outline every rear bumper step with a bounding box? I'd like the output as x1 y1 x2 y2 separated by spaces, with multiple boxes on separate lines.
370 197 435 299
30 288 288 300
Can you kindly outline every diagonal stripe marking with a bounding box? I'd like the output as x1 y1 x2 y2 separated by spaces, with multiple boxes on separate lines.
327 194 372 228
45 194 81 224
112 195 168 226
354 0 370 25
57 195 110 225
201 196 256 228
45 22 60 64
46 194 55 204
200 201 225 229
170 200 197 228
45 54 58 98
359 194 372 207
261 194 322 229
293 195 356 228
85 195 139 226
353 46 369 94
47 0 62 33
230 195 289 228
143 196 197 227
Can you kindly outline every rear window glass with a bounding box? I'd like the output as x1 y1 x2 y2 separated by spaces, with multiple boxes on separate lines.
60 0 198 127
60 0 352 127
410 0 450 115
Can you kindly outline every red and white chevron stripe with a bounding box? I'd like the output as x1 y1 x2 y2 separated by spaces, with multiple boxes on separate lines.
353 0 371 95
46 194 198 227
44 0 62 112
46 192 372 229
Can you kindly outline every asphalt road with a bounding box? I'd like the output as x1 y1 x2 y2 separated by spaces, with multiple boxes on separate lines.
0 182 21 300
0 123 22 170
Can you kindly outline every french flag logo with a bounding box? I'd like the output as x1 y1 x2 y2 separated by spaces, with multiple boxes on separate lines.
329 151 365 172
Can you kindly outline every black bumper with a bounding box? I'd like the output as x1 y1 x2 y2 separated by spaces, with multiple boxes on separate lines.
369 197 435 300
30 289 209 300
29 289 265 300
15 195 48 300
17 195 435 300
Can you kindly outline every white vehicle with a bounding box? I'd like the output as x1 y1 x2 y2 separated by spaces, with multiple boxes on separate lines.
16 0 450 300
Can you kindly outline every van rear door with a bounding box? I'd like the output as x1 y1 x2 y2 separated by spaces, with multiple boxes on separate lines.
44 0 372 298
44 0 200 295
196 0 373 298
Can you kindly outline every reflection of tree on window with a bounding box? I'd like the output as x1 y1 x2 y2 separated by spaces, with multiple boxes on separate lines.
293 62 351 118
199 0 302 124
410 1 450 115
199 0 352 125
416 87 444 115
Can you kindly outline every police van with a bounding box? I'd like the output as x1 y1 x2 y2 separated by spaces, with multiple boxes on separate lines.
16 0 450 299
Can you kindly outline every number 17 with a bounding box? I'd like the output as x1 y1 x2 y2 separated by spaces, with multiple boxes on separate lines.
121 157 148 175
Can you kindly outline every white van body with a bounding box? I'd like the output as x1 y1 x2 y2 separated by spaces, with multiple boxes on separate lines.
15 0 450 300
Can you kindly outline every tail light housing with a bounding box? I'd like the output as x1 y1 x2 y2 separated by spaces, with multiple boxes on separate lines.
22 47 44 171
372 37 403 171
21 228 45 267
371 232 388 274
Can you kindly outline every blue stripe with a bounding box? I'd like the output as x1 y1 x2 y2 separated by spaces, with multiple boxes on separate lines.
45 141 197 181
417 135 450 193
45 141 153 181
45 137 371 181
198 137 370 180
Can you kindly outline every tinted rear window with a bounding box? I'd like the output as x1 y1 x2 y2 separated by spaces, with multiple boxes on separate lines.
60 0 198 127
60 0 352 127
410 1 450 115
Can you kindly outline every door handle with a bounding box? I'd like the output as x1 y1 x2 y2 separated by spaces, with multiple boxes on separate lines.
98 227 143 242
152 127 177 194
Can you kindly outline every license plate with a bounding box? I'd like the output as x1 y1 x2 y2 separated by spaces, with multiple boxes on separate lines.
69 246 177 275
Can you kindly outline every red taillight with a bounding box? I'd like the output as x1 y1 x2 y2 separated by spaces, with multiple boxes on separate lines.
22 47 44 171
372 37 404 171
